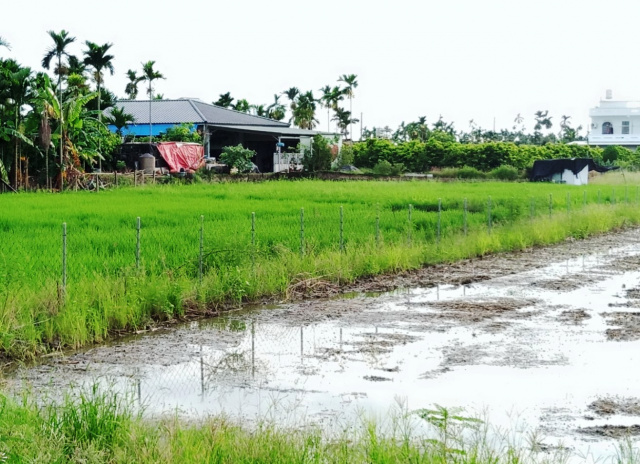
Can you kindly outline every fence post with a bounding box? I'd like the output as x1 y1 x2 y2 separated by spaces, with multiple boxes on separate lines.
463 198 468 236
251 212 256 273
340 206 344 252
583 190 587 209
199 215 204 284
134 170 138 188
566 192 570 214
300 208 304 258
530 197 534 219
487 196 492 234
408 204 413 244
62 222 67 301
376 206 380 245
136 217 141 270
437 198 442 243
548 193 553 217
626 186 629 204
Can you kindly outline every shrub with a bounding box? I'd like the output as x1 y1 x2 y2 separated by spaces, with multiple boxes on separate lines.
302 135 332 172
220 144 255 173
434 166 486 179
488 165 520 181
373 160 405 176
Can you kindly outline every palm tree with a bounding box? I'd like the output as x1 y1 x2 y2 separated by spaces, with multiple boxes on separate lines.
292 91 318 130
124 69 141 100
0 36 10 50
266 94 286 121
66 55 86 76
214 92 234 108
319 85 332 131
42 30 75 189
250 104 267 117
282 87 299 122
338 74 358 138
106 106 136 137
83 41 114 171
332 107 359 139
534 110 552 131
140 60 165 142
232 98 250 113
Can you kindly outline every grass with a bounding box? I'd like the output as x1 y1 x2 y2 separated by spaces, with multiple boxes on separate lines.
2 176 640 359
1 386 630 463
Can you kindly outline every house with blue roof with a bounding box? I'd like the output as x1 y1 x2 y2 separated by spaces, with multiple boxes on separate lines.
106 98 338 173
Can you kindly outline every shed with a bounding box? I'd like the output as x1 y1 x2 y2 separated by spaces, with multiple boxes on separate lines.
530 159 614 185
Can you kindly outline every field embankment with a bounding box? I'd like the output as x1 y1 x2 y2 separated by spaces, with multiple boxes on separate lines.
2 179 640 359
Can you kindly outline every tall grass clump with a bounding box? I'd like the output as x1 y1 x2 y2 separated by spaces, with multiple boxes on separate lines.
1 179 640 358
0 386 620 463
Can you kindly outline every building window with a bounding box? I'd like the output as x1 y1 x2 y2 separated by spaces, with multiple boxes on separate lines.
602 122 613 134
622 121 630 134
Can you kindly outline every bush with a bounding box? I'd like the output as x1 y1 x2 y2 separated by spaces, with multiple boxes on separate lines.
302 135 332 172
220 144 255 173
434 166 486 179
488 165 520 181
373 160 405 176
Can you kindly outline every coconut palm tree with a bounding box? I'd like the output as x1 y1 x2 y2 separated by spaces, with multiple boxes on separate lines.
140 60 165 142
250 104 267 117
124 69 141 100
83 41 114 171
534 110 552 131
338 74 358 138
0 36 10 50
214 92 234 108
332 107 359 139
66 55 86 76
42 30 75 188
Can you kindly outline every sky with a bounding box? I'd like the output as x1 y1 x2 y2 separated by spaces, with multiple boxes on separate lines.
2 0 639 138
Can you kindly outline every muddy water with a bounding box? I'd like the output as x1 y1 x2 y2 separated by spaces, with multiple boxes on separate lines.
10 229 640 461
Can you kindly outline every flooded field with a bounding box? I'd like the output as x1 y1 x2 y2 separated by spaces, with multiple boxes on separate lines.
9 228 640 461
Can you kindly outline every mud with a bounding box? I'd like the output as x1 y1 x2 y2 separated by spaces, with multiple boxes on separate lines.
9 226 640 462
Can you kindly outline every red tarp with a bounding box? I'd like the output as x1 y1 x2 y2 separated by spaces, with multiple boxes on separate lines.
156 142 205 173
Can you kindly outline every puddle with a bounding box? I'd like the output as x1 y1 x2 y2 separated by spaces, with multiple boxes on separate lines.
9 228 640 461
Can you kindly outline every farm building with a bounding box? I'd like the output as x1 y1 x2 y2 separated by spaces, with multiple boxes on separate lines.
105 99 339 173
530 158 613 185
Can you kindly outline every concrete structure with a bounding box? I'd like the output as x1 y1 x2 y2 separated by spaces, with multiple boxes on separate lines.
106 99 339 173
588 90 640 147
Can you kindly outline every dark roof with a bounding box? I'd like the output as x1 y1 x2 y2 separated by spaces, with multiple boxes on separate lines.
108 99 289 127
530 158 615 181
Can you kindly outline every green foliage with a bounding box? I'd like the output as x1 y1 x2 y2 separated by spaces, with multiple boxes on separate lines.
302 134 332 172
352 139 603 173
337 143 355 166
435 166 486 179
157 123 202 143
373 159 405 176
1 180 640 359
489 164 520 181
602 145 631 164
219 144 255 172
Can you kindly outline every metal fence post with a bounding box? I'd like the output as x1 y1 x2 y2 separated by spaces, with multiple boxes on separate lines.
136 217 141 270
548 193 552 217
408 204 413 244
530 197 534 219
199 215 204 284
340 206 344 252
251 212 256 273
62 222 67 300
487 196 492 234
437 198 442 243
463 198 468 236
376 206 380 245
300 208 304 258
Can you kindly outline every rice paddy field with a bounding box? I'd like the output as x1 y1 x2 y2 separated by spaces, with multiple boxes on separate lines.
2 177 640 359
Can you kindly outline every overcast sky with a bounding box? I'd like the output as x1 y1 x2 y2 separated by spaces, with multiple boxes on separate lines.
2 0 638 137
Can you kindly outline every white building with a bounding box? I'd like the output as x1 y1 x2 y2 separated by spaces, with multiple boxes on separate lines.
588 90 640 146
